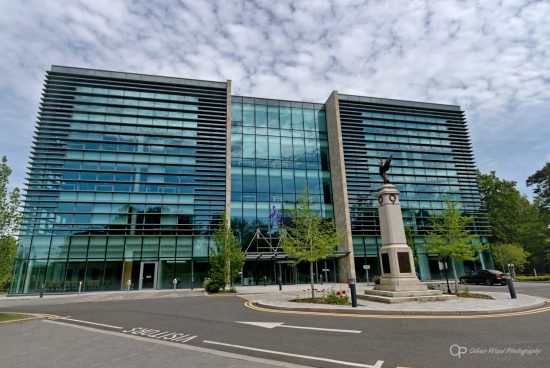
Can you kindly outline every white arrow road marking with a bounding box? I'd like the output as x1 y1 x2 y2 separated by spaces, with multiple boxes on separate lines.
204 340 383 368
58 316 124 329
236 321 362 334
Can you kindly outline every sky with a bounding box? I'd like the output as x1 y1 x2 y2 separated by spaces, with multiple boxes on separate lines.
1 0 549 198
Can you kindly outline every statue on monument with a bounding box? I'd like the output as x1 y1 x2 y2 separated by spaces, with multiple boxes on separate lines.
378 155 393 184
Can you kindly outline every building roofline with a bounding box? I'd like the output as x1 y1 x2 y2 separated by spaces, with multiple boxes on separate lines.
50 65 227 89
338 93 462 112
232 95 325 108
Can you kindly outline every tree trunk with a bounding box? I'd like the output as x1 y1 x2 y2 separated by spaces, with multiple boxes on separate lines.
450 257 459 293
225 253 231 291
309 261 315 299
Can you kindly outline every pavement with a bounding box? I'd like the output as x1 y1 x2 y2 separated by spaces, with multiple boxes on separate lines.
1 281 547 316
0 319 309 368
233 282 547 315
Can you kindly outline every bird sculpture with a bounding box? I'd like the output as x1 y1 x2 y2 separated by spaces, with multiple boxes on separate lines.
378 155 393 184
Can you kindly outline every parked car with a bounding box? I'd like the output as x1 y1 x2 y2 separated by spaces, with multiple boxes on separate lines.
459 270 508 285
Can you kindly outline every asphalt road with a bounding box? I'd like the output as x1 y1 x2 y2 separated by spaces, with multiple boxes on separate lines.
463 281 550 299
2 283 549 368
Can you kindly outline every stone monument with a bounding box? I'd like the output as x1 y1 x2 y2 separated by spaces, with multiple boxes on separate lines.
362 157 455 303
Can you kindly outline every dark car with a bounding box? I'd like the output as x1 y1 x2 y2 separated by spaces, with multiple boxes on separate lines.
459 270 508 285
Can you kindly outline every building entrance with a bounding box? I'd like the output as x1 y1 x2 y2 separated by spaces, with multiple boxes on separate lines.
139 261 158 289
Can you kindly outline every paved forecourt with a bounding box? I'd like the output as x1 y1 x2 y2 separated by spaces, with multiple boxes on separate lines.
235 283 547 316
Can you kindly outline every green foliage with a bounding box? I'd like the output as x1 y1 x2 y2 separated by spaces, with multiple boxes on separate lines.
515 275 550 281
0 236 17 291
209 213 245 290
426 283 435 290
279 187 338 299
526 162 550 209
478 171 550 273
324 289 350 305
204 280 221 293
0 156 21 291
425 198 486 292
491 243 530 273
373 275 381 285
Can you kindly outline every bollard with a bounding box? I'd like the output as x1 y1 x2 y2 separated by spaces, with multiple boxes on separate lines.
78 281 82 295
278 263 282 291
40 283 45 298
507 278 517 299
348 278 358 308
127 279 131 292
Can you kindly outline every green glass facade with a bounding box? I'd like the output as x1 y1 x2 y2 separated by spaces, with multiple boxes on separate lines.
10 66 490 293
12 66 227 293
337 95 491 281
230 97 334 284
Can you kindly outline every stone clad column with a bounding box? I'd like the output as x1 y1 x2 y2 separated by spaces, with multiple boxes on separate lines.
376 184 425 292
324 91 356 282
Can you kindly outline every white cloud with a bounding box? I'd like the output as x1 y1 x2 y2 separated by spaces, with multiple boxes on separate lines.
0 0 548 197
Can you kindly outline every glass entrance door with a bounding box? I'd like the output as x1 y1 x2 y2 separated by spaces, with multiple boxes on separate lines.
139 262 157 289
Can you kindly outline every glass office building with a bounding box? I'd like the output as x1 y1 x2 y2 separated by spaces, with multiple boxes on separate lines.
335 94 491 281
10 66 490 293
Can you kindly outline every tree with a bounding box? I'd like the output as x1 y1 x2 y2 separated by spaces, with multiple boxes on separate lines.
424 199 486 293
209 213 245 290
491 243 530 273
0 156 21 291
478 171 549 273
278 188 338 299
527 162 550 209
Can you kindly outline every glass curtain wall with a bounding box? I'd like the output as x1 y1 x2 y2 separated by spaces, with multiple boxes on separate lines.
230 96 334 284
12 66 227 294
337 95 491 281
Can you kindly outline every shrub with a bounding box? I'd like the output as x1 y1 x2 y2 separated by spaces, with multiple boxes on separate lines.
515 275 550 281
374 276 381 285
205 281 221 293
426 283 435 290
324 289 349 305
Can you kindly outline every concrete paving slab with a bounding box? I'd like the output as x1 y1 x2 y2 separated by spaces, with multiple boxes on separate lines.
235 283 547 315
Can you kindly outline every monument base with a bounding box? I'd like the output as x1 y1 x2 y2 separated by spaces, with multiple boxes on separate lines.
378 274 427 292
362 289 457 304
377 242 426 292
371 184 456 303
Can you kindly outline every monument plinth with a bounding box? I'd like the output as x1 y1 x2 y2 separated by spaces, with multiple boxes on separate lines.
362 184 455 303
376 184 425 292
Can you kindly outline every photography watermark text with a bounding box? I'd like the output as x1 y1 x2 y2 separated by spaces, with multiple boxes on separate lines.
450 344 542 358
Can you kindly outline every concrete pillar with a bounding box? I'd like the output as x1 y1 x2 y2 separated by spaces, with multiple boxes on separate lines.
324 91 356 282
225 80 232 222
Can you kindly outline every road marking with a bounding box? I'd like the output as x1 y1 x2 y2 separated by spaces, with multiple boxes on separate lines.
203 340 383 368
236 321 361 333
244 301 550 319
122 327 197 343
45 320 310 368
57 317 124 329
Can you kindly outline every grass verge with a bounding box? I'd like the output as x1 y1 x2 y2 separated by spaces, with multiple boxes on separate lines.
445 291 494 299
0 313 33 322
515 276 550 282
